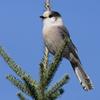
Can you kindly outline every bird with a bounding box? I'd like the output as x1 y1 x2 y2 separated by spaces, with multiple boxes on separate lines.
40 10 93 91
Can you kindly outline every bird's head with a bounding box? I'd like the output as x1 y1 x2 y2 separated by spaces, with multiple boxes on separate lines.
40 11 63 26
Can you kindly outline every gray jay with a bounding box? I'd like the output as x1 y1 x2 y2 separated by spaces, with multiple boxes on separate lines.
40 10 93 91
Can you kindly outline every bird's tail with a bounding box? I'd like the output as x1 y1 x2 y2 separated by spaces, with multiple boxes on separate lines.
69 53 93 91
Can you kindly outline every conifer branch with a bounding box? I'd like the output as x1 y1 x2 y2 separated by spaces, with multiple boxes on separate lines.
48 88 64 100
23 77 39 100
40 47 49 83
47 75 69 97
39 63 46 100
0 47 37 88
39 47 49 100
42 47 49 69
44 0 51 11
17 92 27 100
0 47 30 79
6 75 30 96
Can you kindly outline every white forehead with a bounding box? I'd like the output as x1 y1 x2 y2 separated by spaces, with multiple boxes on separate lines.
43 11 51 17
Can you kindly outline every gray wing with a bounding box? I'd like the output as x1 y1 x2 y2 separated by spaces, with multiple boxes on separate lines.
58 26 78 52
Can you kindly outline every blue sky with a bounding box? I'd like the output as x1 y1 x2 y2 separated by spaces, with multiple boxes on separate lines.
0 0 100 100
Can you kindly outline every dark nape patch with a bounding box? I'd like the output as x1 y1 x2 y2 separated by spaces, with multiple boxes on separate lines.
51 11 61 17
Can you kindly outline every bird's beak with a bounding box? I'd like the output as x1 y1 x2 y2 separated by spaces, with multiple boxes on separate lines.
40 16 46 19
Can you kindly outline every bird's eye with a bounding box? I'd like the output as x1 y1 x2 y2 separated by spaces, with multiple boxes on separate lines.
49 15 53 18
